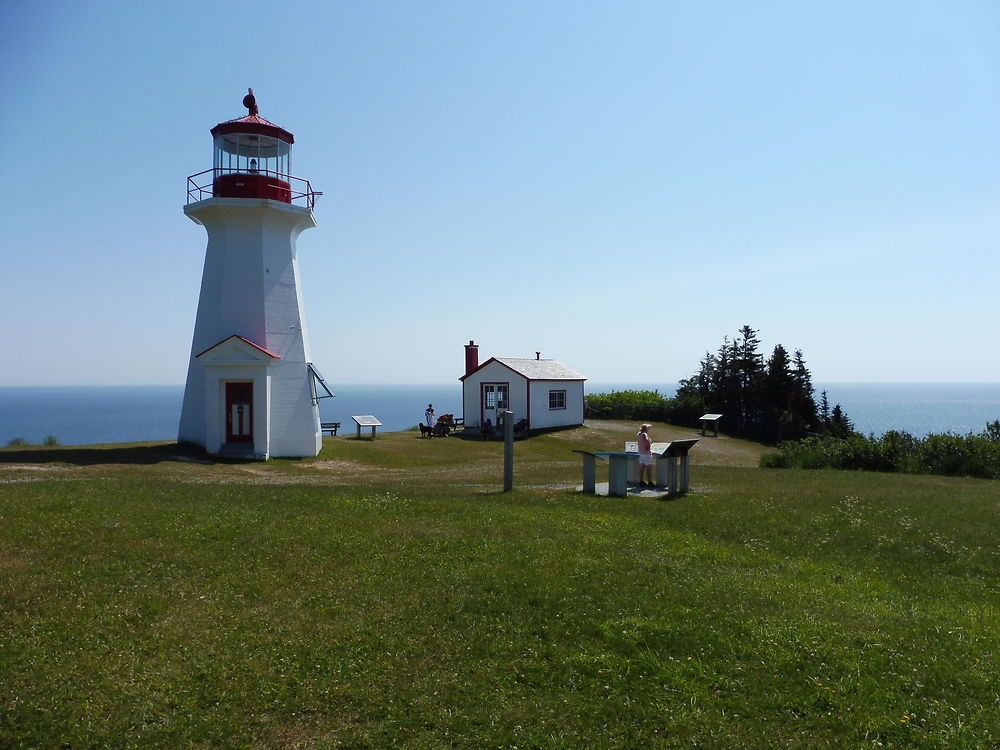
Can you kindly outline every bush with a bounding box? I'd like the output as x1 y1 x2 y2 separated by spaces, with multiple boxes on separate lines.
6 437 29 447
761 430 1000 480
585 390 671 421
759 451 788 469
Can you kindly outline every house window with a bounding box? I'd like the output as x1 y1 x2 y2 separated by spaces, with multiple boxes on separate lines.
549 390 566 410
484 384 508 410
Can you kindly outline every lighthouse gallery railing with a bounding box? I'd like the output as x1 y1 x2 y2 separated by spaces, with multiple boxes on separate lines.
186 168 322 210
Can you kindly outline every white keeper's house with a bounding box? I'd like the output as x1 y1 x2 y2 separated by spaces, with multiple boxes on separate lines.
460 341 586 432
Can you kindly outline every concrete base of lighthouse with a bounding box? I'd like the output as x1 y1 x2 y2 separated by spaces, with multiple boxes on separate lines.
178 197 323 459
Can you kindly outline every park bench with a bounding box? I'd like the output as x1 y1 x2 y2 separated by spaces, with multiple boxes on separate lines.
320 421 341 436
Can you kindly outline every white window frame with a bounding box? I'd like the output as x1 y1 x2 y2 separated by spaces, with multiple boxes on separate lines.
549 389 567 410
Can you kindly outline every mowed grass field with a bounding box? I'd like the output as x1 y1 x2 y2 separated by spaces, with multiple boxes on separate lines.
1 421 997 748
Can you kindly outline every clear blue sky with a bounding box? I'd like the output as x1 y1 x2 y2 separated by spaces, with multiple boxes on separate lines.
2 1 998 385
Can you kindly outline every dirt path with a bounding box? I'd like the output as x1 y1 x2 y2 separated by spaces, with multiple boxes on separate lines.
563 420 767 468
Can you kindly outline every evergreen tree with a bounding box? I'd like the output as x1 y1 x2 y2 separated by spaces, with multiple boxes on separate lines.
733 325 764 435
819 389 831 429
791 349 819 433
830 404 855 439
712 337 740 425
672 326 851 442
763 344 794 440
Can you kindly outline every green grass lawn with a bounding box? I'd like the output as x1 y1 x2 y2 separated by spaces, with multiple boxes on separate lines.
1 423 997 748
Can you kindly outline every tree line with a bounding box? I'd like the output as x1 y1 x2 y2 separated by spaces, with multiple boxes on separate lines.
585 325 853 442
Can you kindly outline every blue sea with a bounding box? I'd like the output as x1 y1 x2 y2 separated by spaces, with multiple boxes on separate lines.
1 383 999 447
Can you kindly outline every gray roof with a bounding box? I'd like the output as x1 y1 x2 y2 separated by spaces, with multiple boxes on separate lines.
493 357 586 381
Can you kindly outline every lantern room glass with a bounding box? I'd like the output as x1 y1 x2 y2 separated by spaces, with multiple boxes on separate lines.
214 133 291 178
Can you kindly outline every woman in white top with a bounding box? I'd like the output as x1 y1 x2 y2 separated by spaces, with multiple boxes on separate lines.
636 423 653 487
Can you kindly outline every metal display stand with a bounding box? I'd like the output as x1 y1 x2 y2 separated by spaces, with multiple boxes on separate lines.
575 439 700 497
699 414 722 437
352 415 382 438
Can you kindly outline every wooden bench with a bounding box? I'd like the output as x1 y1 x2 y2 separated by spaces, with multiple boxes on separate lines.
321 422 341 436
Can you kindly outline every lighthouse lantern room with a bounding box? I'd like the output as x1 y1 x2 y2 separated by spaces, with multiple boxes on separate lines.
179 89 328 459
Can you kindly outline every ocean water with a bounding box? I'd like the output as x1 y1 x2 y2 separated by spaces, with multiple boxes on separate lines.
0 384 462 447
587 382 1000 438
816 382 1000 438
1 383 999 447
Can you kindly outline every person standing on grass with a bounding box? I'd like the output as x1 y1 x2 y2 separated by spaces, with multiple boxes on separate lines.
637 423 654 487
425 404 435 429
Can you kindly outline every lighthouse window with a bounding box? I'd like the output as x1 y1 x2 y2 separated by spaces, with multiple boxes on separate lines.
214 133 291 177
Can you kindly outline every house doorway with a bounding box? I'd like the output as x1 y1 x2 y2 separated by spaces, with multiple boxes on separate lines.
481 383 509 430
225 382 253 443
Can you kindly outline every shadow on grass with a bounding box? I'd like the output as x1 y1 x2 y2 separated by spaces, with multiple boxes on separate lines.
0 442 235 467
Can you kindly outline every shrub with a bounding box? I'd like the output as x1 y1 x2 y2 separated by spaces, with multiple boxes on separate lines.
585 390 671 421
759 451 788 469
761 430 1000 480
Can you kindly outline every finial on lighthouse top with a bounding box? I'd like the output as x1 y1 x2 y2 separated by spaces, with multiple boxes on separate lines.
242 88 259 116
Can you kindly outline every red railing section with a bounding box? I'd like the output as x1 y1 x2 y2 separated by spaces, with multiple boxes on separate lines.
186 168 321 210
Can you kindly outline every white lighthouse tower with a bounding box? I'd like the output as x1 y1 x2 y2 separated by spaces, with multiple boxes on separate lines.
178 89 327 459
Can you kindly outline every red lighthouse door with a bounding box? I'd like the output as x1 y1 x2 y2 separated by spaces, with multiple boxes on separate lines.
225 382 253 443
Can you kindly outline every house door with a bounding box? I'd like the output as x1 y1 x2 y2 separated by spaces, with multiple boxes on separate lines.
481 383 509 429
225 382 253 443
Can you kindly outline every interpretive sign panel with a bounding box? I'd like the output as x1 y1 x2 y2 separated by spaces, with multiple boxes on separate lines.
352 415 382 438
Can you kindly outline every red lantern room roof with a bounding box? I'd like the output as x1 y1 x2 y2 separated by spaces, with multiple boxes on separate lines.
209 88 294 144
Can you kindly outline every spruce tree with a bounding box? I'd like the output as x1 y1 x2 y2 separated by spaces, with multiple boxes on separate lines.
791 349 819 433
673 326 851 442
764 344 794 440
734 325 764 436
830 404 855 439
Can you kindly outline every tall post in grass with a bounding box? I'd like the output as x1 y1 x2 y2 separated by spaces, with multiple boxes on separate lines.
503 409 514 491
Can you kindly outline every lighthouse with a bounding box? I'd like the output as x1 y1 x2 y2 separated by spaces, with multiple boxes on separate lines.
178 89 329 458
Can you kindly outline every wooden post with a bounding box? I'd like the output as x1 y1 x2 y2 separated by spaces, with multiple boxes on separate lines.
503 410 514 492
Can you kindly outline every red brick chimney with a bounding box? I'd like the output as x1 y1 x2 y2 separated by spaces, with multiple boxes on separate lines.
465 340 479 376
